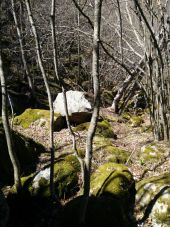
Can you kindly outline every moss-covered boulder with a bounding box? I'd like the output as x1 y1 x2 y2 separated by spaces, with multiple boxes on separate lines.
93 135 129 164
90 163 135 199
62 163 136 227
0 189 9 227
139 143 168 165
90 163 135 221
13 108 66 131
136 172 170 226
0 124 45 185
129 115 144 127
74 119 117 139
106 145 129 164
28 155 80 199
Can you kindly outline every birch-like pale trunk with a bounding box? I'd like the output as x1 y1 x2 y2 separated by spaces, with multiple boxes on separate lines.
0 53 21 192
50 0 84 181
25 0 55 198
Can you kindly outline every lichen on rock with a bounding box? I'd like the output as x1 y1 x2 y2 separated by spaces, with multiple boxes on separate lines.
140 143 167 164
136 172 170 226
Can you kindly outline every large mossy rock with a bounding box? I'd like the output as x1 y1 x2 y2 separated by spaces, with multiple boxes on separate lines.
93 136 129 164
13 108 66 131
74 119 117 139
0 123 45 185
90 163 135 200
0 189 9 227
17 155 81 199
139 143 168 165
136 172 170 227
62 163 136 227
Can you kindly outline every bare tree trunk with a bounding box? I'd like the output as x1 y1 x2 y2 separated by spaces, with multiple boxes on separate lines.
11 0 35 102
132 0 170 141
0 53 21 192
25 0 55 198
50 0 84 187
79 0 102 225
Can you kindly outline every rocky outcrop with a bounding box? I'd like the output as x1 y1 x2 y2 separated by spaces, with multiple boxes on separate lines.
53 90 92 115
136 172 170 227
53 90 92 125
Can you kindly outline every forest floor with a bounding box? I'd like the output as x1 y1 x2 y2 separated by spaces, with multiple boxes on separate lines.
13 107 170 226
14 107 170 182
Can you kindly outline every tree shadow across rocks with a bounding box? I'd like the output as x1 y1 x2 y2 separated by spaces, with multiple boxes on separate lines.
61 193 137 227
137 185 170 225
6 188 62 227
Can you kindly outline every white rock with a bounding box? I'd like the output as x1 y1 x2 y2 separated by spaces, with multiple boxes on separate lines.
53 90 92 116
32 168 50 188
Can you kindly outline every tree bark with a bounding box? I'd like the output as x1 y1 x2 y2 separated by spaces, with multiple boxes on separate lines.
25 0 55 198
0 53 21 192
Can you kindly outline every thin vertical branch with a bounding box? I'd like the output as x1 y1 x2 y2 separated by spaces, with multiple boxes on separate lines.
25 0 55 198
11 0 35 100
116 0 123 63
0 53 21 192
50 0 84 180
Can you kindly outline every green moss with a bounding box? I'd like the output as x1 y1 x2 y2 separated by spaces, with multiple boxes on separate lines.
93 135 112 145
64 154 81 172
74 120 116 138
130 115 144 127
154 202 170 225
30 157 80 199
140 143 166 164
90 162 134 198
10 174 34 194
106 146 128 164
140 125 152 133
73 122 89 132
122 112 131 121
137 172 170 192
13 108 63 130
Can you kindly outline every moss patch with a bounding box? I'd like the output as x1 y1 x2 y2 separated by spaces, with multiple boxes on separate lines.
74 119 116 138
13 108 65 131
30 155 80 199
130 115 144 127
90 162 135 199
140 143 167 164
106 146 129 164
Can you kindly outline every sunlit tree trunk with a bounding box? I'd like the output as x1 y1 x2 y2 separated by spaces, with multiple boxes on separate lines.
25 0 55 198
0 53 21 192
